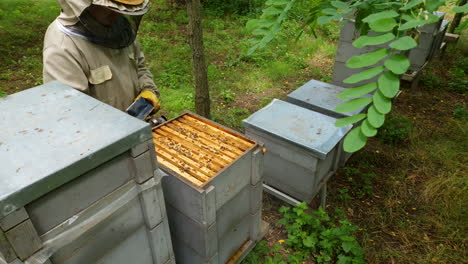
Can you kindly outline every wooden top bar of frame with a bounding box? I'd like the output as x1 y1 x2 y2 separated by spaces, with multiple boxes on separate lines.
153 113 255 187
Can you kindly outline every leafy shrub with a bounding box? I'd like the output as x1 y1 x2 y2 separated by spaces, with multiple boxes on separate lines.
343 167 377 199
377 115 412 145
278 203 365 264
453 104 468 120
448 57 468 93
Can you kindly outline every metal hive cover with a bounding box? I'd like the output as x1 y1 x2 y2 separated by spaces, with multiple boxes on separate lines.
243 99 351 160
287 79 368 118
0 81 151 217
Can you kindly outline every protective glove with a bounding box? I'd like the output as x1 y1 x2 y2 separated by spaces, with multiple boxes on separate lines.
136 90 160 112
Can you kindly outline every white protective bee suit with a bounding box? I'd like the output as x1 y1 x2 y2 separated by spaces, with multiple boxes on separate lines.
43 0 159 111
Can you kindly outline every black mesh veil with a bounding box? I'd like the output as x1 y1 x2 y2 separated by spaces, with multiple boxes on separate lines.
62 4 148 49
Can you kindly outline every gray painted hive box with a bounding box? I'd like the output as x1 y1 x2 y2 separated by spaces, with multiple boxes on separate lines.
286 79 366 166
243 99 351 204
0 82 174 264
152 113 265 264
333 13 445 87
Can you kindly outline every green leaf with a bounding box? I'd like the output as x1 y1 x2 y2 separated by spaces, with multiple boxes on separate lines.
453 3 468 13
331 1 349 9
335 114 367 127
367 106 385 128
335 98 372 113
362 10 399 23
338 83 377 100
342 241 355 253
389 36 418 51
352 33 396 48
369 18 397 32
384 54 410 74
400 0 423 10
318 15 335 24
378 71 400 98
343 126 367 153
346 48 390 69
303 235 318 248
426 0 446 12
322 8 339 15
361 119 377 137
399 19 428 30
343 66 384 84
262 6 284 15
0 90 6 98
373 90 392 114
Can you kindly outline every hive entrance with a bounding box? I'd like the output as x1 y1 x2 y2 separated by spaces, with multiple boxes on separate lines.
153 113 255 186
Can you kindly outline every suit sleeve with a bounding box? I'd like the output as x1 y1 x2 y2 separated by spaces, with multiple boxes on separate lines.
134 40 159 96
43 42 89 94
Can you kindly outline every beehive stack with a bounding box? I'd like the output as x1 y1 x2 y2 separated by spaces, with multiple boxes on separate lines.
153 113 265 264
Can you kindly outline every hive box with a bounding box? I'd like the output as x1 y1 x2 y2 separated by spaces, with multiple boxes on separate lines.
0 82 174 264
333 13 445 87
286 79 368 166
153 113 265 264
243 99 351 204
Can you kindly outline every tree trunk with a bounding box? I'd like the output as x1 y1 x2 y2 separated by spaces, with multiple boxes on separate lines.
186 0 211 118
449 0 467 33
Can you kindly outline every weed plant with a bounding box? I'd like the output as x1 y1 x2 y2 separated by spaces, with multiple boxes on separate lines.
377 115 413 145
244 203 365 264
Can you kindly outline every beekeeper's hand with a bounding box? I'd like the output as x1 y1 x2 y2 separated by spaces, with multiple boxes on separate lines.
136 90 160 111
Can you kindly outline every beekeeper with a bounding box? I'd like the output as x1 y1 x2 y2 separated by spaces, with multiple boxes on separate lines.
43 0 159 111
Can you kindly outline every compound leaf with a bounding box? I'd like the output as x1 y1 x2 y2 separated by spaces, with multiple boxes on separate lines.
331 1 349 9
343 126 367 153
362 10 399 23
361 119 378 137
369 18 397 32
335 114 367 127
378 71 400 98
352 33 396 48
400 0 423 10
346 48 390 69
453 3 468 13
367 105 385 128
343 66 384 84
384 54 410 74
335 97 372 113
389 36 418 50
373 90 392 114
338 83 377 100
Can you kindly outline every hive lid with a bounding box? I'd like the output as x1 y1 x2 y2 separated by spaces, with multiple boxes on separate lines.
287 79 368 118
243 99 351 160
0 81 151 217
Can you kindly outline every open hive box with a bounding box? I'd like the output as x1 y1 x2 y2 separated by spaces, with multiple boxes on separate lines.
152 112 266 264
153 113 254 187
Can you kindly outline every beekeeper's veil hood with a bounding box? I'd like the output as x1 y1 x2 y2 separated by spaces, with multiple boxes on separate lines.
56 0 149 49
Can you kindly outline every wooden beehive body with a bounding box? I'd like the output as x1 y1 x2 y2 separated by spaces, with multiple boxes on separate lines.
287 79 366 166
153 113 264 264
0 82 174 264
243 99 351 204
